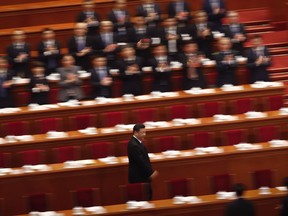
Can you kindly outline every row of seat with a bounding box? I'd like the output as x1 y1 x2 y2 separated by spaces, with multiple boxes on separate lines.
0 95 284 137
17 169 275 213
0 125 285 167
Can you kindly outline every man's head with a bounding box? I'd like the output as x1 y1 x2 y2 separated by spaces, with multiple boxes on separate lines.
152 44 167 56
183 41 198 54
121 46 135 58
133 16 146 26
42 28 55 41
115 0 126 9
62 54 75 67
91 55 107 67
133 124 146 141
31 61 45 76
219 37 232 51
83 0 95 11
74 23 88 37
227 11 239 24
251 34 263 47
233 183 245 197
194 11 208 23
12 29 26 43
100 21 113 32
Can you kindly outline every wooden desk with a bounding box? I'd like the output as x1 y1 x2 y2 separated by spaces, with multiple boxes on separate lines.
1 110 287 165
4 84 285 127
17 189 287 216
2 141 288 215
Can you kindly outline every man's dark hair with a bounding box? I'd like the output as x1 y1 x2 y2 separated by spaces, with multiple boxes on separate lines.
234 183 245 197
133 124 145 133
283 177 288 188
252 34 262 40
42 28 54 34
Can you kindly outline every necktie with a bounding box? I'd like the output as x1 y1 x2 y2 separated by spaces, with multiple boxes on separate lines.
97 67 107 80
231 24 239 35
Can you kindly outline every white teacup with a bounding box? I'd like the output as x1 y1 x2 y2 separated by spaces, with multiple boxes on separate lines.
173 196 185 204
259 186 270 195
123 94 134 101
5 135 17 142
73 206 84 215
127 201 138 209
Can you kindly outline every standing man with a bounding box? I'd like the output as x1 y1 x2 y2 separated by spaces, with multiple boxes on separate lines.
128 124 158 200
225 183 255 216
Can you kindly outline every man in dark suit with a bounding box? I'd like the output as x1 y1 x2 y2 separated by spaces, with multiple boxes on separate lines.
177 41 207 89
203 0 226 31
225 183 255 216
246 34 271 83
167 0 191 26
89 55 113 98
137 0 162 27
93 21 120 66
76 0 101 36
6 29 31 77
213 37 238 87
107 0 131 31
148 44 173 92
189 11 214 58
128 124 158 200
221 11 247 55
0 57 14 108
68 23 94 71
38 28 62 75
279 177 288 216
128 16 153 64
117 46 144 96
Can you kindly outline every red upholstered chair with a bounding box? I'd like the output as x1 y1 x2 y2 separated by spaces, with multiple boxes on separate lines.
165 105 190 121
86 142 115 159
253 169 274 189
25 193 51 212
152 136 181 153
210 174 233 193
262 95 284 111
116 140 129 157
52 146 81 163
18 150 46 166
120 183 150 202
188 132 215 148
230 98 257 114
68 114 97 131
197 101 224 117
2 121 29 136
221 129 248 146
100 111 128 128
34 118 63 134
255 125 280 142
132 108 159 123
0 153 11 168
166 178 193 198
71 188 100 207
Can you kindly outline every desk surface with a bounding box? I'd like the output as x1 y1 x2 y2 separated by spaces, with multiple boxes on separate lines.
18 189 287 216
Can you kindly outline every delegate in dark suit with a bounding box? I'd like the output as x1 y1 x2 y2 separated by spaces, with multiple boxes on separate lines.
68 36 94 70
76 11 101 35
89 66 112 98
178 52 207 89
7 43 31 77
29 75 49 105
225 198 255 216
136 3 162 26
222 24 247 55
167 0 191 24
213 50 238 87
246 46 271 83
118 57 144 96
203 0 226 30
38 40 62 75
0 70 14 108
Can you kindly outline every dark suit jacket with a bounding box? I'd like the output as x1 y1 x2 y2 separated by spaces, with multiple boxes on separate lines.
246 46 271 83
225 198 255 216
76 11 101 23
0 70 13 98
177 52 207 89
38 40 62 74
203 0 226 27
107 9 130 29
167 1 191 19
213 50 238 87
6 43 31 76
89 67 112 98
118 57 144 95
221 24 247 54
280 195 288 216
128 137 154 183
188 22 214 57
147 56 173 92
29 75 49 105
68 36 94 70
136 3 162 25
